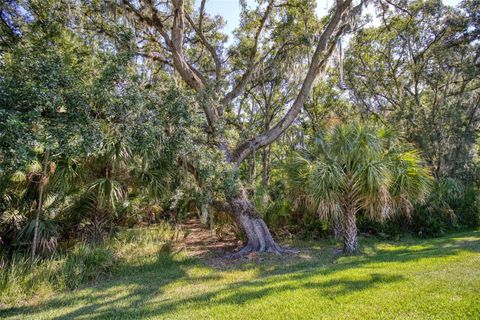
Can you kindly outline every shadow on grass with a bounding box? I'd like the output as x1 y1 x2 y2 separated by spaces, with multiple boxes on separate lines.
2 231 479 319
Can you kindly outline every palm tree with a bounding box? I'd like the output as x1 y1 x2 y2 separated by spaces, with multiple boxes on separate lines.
287 123 432 253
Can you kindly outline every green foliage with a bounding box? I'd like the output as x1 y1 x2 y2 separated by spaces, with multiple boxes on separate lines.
412 179 480 236
253 187 291 229
286 122 432 221
61 244 117 290
344 0 480 181
0 0 195 252
359 178 480 238
0 222 178 305
0 2 120 172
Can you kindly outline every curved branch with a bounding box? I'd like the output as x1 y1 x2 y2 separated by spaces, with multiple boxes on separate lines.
220 0 275 105
136 51 172 66
232 0 360 165
170 0 208 91
185 11 222 80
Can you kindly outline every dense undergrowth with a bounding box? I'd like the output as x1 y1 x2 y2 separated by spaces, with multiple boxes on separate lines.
0 223 183 306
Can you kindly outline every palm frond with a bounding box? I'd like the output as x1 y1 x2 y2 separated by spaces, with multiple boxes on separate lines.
88 178 125 209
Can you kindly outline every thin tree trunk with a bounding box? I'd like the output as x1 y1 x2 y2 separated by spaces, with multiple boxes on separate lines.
343 207 358 254
200 203 208 224
32 149 50 261
250 149 256 189
208 210 214 230
261 147 269 189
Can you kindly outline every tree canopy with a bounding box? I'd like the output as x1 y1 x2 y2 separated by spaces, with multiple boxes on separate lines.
0 0 479 260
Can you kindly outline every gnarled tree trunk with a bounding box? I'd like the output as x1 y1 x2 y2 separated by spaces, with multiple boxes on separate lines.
225 189 297 257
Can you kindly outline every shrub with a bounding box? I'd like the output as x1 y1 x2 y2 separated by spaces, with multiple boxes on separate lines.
357 214 406 239
454 186 480 228
60 244 118 290
359 179 480 238
410 179 480 236
410 205 457 237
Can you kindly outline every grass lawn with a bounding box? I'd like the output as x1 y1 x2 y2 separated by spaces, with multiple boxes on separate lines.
1 230 480 319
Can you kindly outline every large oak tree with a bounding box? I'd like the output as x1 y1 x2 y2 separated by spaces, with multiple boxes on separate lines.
102 0 366 255
110 0 363 254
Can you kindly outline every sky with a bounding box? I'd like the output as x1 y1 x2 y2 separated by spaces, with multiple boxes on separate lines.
201 0 463 39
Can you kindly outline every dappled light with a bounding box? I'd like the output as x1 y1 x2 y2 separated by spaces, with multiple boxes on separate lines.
3 231 479 319
1 0 479 318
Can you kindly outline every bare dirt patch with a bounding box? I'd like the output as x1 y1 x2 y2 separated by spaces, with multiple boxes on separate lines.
175 219 240 258
174 219 304 269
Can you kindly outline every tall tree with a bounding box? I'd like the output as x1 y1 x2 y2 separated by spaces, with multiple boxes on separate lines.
94 0 367 255
344 0 480 181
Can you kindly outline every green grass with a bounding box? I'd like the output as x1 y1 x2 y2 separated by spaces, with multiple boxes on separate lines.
1 231 480 319
0 225 180 306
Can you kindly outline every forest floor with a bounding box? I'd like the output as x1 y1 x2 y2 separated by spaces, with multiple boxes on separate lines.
1 222 480 320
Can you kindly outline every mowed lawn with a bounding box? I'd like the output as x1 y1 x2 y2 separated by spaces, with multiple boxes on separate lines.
2 231 480 320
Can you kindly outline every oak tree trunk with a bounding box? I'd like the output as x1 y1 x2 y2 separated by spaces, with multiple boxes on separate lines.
227 189 296 257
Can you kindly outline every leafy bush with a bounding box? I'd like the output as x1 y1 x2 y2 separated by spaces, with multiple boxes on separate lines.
358 179 480 238
454 186 480 228
254 187 291 229
411 179 479 236
357 214 406 239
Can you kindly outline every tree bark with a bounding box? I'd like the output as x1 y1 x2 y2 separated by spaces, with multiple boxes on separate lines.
332 214 343 241
200 203 208 224
226 189 297 257
343 207 358 254
31 149 49 261
261 147 270 189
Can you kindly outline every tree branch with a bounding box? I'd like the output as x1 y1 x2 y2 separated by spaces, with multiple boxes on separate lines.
232 0 361 165
136 51 172 66
220 0 275 105
124 0 218 129
185 11 222 80
169 0 209 91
